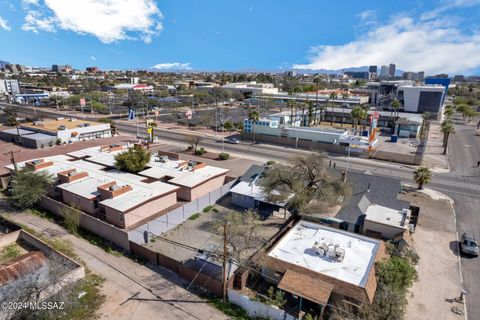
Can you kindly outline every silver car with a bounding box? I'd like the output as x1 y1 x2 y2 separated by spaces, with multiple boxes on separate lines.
460 233 479 257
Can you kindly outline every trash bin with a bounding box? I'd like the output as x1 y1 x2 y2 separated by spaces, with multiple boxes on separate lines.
362 130 369 137
391 135 398 143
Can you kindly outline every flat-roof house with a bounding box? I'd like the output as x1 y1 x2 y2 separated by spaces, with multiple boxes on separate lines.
363 204 412 239
68 146 230 202
8 155 179 229
6 145 230 229
262 221 386 309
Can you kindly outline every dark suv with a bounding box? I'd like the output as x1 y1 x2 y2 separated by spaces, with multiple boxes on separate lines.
460 233 479 257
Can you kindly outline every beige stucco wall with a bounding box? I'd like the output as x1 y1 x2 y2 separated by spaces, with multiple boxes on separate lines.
176 174 227 201
105 191 177 228
363 220 405 240
61 190 98 214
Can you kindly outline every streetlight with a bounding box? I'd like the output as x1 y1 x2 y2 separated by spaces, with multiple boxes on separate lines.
220 116 232 153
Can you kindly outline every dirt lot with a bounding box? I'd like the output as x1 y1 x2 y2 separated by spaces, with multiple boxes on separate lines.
147 198 287 263
400 191 465 320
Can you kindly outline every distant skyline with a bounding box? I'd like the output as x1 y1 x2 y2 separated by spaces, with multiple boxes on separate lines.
0 1 480 74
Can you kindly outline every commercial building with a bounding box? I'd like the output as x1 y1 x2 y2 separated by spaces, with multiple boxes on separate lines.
0 79 20 95
262 220 386 309
20 118 111 144
113 83 154 92
397 84 445 114
388 63 396 78
221 82 280 96
344 71 369 79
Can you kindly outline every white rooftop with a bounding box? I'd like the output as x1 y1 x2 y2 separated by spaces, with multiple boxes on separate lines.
7 155 178 212
268 221 380 287
364 204 411 229
68 145 229 188
229 180 290 207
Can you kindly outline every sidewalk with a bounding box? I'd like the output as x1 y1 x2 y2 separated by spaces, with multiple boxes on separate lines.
422 120 450 171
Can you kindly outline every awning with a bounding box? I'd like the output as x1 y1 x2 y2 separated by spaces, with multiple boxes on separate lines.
278 269 334 306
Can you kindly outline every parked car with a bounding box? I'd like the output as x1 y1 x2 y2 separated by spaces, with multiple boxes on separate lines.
460 233 479 257
225 138 240 144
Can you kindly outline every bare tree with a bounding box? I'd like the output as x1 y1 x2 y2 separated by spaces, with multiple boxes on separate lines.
186 135 203 152
212 210 263 267
260 153 346 214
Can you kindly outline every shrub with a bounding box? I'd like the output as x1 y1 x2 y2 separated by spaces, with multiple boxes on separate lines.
266 160 276 166
9 167 53 209
114 145 151 173
194 147 207 155
55 139 62 145
218 152 230 160
189 213 201 220
203 205 214 213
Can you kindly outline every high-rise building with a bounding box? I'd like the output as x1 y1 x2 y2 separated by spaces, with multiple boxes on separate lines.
368 66 377 73
388 63 396 78
380 65 388 78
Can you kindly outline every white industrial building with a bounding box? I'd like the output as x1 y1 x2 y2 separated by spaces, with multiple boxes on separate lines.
222 82 280 95
397 85 445 114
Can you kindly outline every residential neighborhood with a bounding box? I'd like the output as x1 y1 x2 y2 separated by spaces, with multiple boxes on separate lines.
1 1 480 320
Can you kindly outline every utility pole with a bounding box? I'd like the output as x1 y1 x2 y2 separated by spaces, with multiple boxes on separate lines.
4 150 19 172
222 223 228 303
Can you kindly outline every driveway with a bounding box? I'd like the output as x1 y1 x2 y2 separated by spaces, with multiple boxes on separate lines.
401 191 465 320
0 211 228 320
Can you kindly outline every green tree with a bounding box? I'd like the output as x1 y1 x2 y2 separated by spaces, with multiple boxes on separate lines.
413 165 432 190
443 105 454 119
376 257 418 293
391 98 401 118
440 120 455 155
455 103 470 121
351 105 367 133
307 101 314 127
223 120 234 133
329 92 338 125
114 145 151 173
9 167 53 209
247 109 260 143
91 101 107 113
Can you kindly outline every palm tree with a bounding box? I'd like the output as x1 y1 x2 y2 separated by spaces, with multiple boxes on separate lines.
414 166 432 190
247 109 260 143
443 105 454 119
329 92 338 125
420 111 431 138
341 92 350 127
307 101 314 127
440 120 455 155
351 105 367 134
391 98 401 118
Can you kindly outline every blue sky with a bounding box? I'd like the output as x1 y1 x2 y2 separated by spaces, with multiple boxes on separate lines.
0 0 480 74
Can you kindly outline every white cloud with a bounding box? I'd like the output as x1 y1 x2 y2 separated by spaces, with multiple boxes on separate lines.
0 17 11 31
293 11 480 74
90 56 96 61
152 62 192 70
22 11 56 33
21 0 163 44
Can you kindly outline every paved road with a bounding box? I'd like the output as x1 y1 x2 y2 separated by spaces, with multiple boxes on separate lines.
0 211 228 320
447 124 480 320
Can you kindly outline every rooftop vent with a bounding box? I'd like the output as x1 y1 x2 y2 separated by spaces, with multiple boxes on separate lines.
33 121 44 126
313 241 346 262
31 159 42 165
109 185 121 191
58 125 66 130
67 171 78 177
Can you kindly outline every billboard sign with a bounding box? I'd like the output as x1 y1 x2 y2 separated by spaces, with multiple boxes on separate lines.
80 98 86 106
